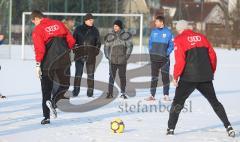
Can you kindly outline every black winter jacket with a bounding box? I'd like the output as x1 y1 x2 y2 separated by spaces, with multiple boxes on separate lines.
42 37 71 70
73 23 101 63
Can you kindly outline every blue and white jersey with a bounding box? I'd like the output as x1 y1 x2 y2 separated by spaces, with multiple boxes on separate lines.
149 27 174 61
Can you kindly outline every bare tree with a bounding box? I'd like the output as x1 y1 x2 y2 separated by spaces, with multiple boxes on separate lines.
219 0 233 47
229 0 240 48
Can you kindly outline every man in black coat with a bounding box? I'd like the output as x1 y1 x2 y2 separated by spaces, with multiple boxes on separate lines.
73 13 101 97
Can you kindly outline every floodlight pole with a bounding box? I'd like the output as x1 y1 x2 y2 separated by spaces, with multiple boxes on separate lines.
21 13 26 60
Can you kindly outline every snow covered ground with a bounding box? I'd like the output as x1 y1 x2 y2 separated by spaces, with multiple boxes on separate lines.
0 46 239 142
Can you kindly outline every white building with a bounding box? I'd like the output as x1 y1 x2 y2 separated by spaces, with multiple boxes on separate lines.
204 0 237 13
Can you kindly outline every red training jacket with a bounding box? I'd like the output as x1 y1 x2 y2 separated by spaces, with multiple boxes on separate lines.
32 18 75 62
173 30 217 81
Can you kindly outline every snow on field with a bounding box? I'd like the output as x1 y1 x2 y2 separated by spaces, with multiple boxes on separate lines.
0 46 239 142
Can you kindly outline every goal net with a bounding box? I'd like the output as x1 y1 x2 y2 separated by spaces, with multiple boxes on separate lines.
21 12 143 60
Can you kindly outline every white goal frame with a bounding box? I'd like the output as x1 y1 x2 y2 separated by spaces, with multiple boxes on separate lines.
21 12 144 60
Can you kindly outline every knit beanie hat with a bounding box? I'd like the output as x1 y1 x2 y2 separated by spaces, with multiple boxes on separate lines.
113 20 123 29
84 13 93 21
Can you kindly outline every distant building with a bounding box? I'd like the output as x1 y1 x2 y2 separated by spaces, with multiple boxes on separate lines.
122 0 150 33
173 2 225 31
159 0 230 46
204 0 237 13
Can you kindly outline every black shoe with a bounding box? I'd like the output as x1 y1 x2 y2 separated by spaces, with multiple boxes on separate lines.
0 94 6 99
166 128 174 135
120 93 128 99
41 118 50 125
72 90 79 97
226 126 235 137
87 89 93 97
73 93 78 97
106 93 113 99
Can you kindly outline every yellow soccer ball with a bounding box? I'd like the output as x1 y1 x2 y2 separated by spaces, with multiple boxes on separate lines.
111 118 125 133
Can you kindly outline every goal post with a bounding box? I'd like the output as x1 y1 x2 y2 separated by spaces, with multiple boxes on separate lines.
21 12 144 60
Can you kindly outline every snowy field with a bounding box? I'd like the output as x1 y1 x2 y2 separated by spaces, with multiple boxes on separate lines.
0 45 240 142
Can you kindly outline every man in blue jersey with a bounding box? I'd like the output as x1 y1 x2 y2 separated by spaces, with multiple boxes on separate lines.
145 16 174 101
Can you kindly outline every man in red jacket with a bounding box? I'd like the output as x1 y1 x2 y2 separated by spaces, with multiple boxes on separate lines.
31 10 75 125
166 20 235 137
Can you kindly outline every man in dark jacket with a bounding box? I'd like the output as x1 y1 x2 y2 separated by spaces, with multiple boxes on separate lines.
73 13 101 97
166 20 235 137
0 34 6 99
31 10 75 125
104 20 133 99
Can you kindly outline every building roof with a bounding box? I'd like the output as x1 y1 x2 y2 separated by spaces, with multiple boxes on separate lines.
173 2 221 22
161 0 194 7
123 0 149 13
